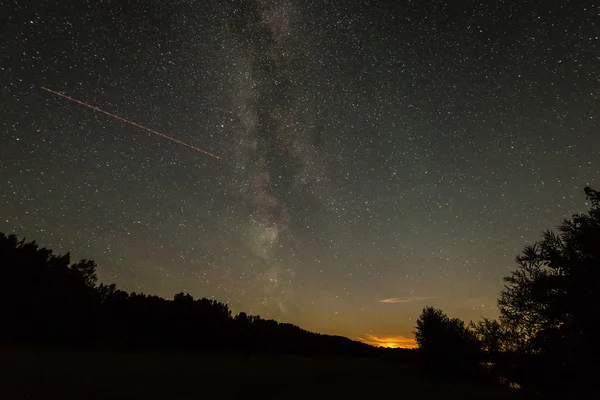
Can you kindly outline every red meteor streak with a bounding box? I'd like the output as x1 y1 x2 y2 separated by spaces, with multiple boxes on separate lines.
41 86 221 160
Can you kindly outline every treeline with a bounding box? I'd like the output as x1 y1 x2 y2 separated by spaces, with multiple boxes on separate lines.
414 187 600 397
0 232 378 357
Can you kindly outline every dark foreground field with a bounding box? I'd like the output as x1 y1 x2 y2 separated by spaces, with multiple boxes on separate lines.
1 345 523 399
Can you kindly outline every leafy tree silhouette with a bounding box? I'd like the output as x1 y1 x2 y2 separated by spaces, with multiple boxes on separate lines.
497 187 600 395
414 306 480 375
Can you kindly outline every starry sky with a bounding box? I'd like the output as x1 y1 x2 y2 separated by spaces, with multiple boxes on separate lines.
1 0 598 348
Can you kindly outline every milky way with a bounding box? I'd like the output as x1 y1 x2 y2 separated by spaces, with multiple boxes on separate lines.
223 0 340 316
1 0 598 346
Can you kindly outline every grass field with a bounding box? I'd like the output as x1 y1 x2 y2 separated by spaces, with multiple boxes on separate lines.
1 344 524 399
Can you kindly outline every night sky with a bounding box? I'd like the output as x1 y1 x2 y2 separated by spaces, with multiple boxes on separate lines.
2 0 598 348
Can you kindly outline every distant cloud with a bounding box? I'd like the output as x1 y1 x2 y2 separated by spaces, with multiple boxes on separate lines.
357 334 417 349
378 296 435 304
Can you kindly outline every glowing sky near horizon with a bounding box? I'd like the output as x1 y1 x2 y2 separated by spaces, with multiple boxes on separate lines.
1 0 598 348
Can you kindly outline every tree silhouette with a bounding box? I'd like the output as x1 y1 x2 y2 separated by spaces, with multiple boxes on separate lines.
414 306 480 375
469 318 505 355
497 187 600 394
0 234 101 342
70 259 98 287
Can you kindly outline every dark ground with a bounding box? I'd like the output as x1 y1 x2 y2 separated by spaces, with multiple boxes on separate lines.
1 344 525 399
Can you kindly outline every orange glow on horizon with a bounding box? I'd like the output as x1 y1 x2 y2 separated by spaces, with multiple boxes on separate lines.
357 334 417 349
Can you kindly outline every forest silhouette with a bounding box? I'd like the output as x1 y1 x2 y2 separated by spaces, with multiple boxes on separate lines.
0 230 388 358
2 187 598 398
